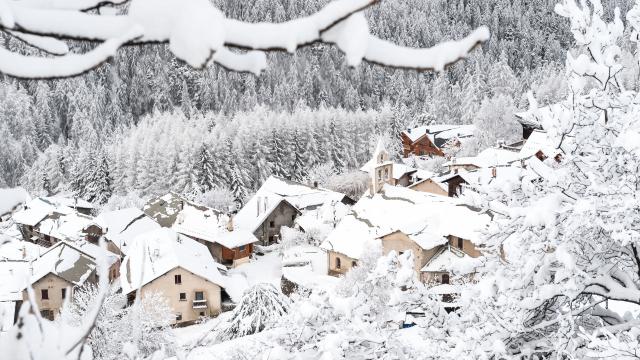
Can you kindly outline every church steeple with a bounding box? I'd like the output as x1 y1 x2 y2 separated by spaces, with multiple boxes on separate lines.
369 139 393 195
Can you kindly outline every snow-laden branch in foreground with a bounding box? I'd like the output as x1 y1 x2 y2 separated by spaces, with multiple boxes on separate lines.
0 0 490 78
0 26 141 79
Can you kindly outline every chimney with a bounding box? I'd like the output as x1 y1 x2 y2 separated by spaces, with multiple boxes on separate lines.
22 245 26 259
491 167 497 178
407 128 412 134
264 197 268 213
256 197 261 216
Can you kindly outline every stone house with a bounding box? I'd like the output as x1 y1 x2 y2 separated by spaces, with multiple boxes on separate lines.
234 176 352 245
20 241 119 321
120 228 227 325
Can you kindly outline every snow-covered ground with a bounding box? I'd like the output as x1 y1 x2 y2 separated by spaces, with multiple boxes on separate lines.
282 245 338 291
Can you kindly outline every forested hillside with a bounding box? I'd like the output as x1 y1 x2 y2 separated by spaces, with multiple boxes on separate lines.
1 0 635 204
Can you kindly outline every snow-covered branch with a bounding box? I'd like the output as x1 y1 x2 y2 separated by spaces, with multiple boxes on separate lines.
0 0 490 78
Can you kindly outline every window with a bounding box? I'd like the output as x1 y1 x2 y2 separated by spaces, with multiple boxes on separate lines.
195 291 204 301
61 288 66 300
199 312 205 317
335 257 341 269
268 235 274 243
269 221 275 228
457 238 463 250
351 261 357 268
175 313 182 321
40 310 54 321
179 292 186 301
291 214 296 221
174 274 182 284
384 168 389 179
238 245 246 252
41 289 49 300
441 274 450 284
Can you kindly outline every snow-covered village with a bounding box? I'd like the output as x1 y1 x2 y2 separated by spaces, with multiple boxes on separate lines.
2 0 640 359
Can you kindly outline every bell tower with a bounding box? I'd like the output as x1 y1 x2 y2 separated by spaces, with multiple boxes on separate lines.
369 139 393 195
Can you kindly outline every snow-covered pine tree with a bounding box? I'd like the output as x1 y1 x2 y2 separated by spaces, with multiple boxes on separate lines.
180 79 193 119
229 164 248 210
328 118 347 174
193 144 216 193
292 127 308 181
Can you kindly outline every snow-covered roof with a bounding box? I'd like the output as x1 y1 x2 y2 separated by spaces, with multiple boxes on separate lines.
420 247 481 274
0 238 46 261
262 176 350 210
515 104 565 129
11 197 74 227
214 229 258 248
171 201 258 248
144 192 222 228
519 130 561 159
402 124 475 147
38 212 101 242
28 241 117 287
444 148 522 168
0 260 30 302
43 196 94 210
0 187 30 217
235 176 345 232
95 208 161 254
120 228 227 294
235 192 295 233
321 185 491 259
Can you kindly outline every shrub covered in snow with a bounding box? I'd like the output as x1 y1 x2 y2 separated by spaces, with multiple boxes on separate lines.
217 283 290 341
324 170 369 200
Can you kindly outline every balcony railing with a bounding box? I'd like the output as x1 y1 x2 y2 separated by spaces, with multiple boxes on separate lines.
192 299 207 309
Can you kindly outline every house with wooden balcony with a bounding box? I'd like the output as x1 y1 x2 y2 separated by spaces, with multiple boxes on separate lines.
120 228 228 325
401 124 475 158
144 193 257 267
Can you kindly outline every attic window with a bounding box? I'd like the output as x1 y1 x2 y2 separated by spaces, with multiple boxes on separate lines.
41 289 49 300
175 275 182 285
269 221 275 228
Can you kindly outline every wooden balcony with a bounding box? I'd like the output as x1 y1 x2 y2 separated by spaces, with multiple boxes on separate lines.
192 299 207 309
